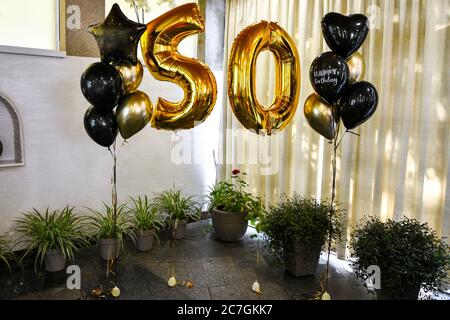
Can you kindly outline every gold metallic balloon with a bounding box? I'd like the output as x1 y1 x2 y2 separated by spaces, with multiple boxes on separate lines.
111 60 143 94
116 90 153 139
227 21 301 135
346 52 366 84
141 3 217 130
304 93 339 140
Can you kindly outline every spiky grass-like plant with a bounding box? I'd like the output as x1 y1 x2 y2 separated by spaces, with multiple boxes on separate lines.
87 203 135 250
14 206 88 270
129 196 166 232
0 235 15 271
153 190 201 229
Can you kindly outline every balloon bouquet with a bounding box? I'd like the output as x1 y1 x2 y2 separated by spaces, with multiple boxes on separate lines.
80 4 150 295
79 3 217 296
304 13 379 300
81 4 151 147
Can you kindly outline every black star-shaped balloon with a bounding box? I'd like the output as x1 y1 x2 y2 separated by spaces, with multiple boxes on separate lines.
89 3 147 65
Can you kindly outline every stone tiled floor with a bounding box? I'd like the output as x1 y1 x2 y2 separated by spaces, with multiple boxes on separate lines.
0 222 376 300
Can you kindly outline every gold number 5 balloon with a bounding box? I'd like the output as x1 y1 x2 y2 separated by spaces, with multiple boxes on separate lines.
228 21 301 135
141 3 217 130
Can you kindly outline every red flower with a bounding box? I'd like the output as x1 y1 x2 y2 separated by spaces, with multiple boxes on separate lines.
232 169 240 175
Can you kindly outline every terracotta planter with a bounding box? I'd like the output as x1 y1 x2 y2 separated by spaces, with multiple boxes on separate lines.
170 220 187 240
99 238 120 261
284 241 322 277
136 230 155 252
211 208 248 242
45 249 66 272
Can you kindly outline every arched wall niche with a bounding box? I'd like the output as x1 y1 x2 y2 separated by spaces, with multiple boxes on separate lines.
0 92 24 167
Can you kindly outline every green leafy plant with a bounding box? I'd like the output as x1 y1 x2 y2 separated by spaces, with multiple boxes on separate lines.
153 189 201 227
0 235 15 271
14 206 88 270
350 217 450 297
87 203 135 250
207 170 263 223
260 194 341 264
129 195 166 232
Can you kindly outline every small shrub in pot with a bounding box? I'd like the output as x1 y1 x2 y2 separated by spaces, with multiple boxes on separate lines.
260 194 341 277
350 217 450 300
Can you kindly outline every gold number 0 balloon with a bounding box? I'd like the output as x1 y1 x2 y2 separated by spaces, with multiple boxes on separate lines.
141 3 217 130
228 21 301 135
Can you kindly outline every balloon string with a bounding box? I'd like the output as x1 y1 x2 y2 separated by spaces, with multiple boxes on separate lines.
116 139 128 158
256 234 260 283
321 119 340 295
108 140 118 287
172 132 179 190
321 125 360 296
346 130 360 137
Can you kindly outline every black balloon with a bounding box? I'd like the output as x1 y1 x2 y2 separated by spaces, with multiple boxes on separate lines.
84 107 118 147
322 12 369 59
80 62 123 112
309 52 349 104
88 3 147 65
339 81 378 130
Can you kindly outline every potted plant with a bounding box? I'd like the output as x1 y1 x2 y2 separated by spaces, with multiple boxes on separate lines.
260 194 340 277
207 170 262 242
88 203 135 260
350 217 450 300
14 206 88 272
153 189 200 240
129 195 166 252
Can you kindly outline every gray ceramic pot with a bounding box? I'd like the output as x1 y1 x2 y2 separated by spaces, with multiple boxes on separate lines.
170 220 187 240
284 241 322 277
99 238 120 261
211 207 248 242
136 230 155 252
45 249 66 272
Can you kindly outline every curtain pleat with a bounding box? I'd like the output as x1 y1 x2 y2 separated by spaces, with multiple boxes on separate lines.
220 0 450 258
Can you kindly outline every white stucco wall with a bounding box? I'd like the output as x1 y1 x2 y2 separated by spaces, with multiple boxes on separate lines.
0 51 221 233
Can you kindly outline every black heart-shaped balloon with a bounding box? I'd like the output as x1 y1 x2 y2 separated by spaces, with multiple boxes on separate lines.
309 51 349 104
84 106 118 147
322 12 369 59
339 81 378 130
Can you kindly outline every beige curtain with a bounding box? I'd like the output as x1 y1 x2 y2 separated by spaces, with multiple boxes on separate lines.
219 0 450 258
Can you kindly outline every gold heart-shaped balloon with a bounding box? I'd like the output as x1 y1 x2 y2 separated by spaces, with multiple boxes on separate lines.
116 90 153 139
304 93 339 140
